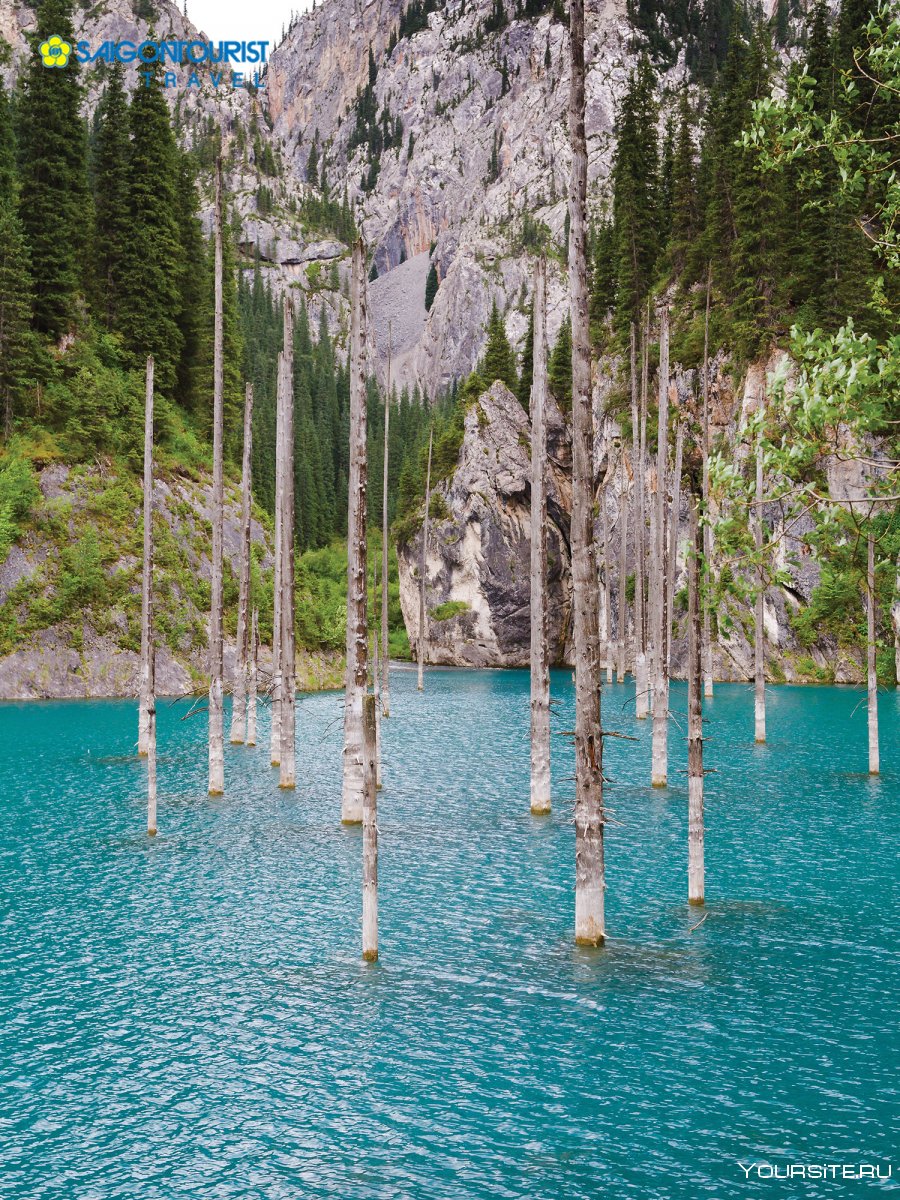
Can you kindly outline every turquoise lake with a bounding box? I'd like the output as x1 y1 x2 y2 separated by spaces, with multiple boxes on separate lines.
0 669 897 1198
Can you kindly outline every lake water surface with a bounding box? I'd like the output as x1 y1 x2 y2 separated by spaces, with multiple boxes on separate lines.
0 670 897 1198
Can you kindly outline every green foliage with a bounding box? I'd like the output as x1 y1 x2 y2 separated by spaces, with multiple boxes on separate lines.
0 202 36 434
425 261 439 311
431 600 469 621
92 64 130 330
0 449 39 562
480 301 518 392
548 315 572 412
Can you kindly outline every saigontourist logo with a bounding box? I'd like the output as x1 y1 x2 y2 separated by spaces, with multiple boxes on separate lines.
39 36 269 89
40 35 72 67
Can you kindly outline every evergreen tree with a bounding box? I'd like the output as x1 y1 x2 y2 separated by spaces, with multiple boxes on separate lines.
589 219 617 338
92 64 130 330
548 315 572 412
668 89 699 276
174 154 205 410
17 0 90 338
517 299 534 411
0 202 35 436
480 301 518 392
118 64 183 393
425 261 439 310
0 84 16 204
611 56 660 336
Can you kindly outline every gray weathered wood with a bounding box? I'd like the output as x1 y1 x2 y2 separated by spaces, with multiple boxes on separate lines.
138 356 154 758
754 431 766 745
570 0 605 946
381 321 392 717
651 309 670 788
270 350 285 766
529 255 551 816
417 428 433 692
231 382 254 745
687 492 705 905
701 265 715 699
867 531 879 775
635 311 650 719
247 607 259 747
616 447 628 684
280 301 296 789
208 161 225 797
342 241 370 824
362 693 379 962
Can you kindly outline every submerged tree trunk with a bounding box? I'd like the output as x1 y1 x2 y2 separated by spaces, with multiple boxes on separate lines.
687 493 705 905
147 644 157 836
570 0 604 946
616 452 628 684
280 302 296 790
529 255 551 816
362 693 379 962
373 624 383 791
754 432 767 745
230 382 254 745
342 241 370 824
636 315 650 719
417 428 433 692
139 356 154 758
270 350 285 767
247 607 259 747
702 266 715 699
651 310 670 788
381 322 392 718
600 487 613 685
208 162 225 798
867 532 879 775
666 421 684 676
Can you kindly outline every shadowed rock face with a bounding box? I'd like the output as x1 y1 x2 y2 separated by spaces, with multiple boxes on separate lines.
398 381 573 668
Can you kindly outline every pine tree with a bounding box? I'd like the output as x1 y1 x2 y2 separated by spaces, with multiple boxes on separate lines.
517 299 534 410
425 261 439 310
17 0 90 338
612 55 660 336
669 89 699 276
118 64 184 393
589 219 617 338
92 64 130 330
0 202 35 436
548 315 572 412
174 154 205 410
480 300 518 391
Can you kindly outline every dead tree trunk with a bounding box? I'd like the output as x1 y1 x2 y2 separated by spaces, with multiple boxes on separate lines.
754 432 767 745
270 350 284 767
616 451 628 684
342 241 370 824
867 532 879 775
208 161 225 798
280 301 296 790
651 310 670 788
687 492 705 905
630 324 647 714
381 322 392 717
147 646 157 836
373 624 383 790
247 607 259 747
230 382 254 745
600 487 613 684
570 0 604 946
138 356 154 757
362 693 379 962
636 314 650 719
529 255 551 816
417 428 433 692
702 266 715 699
666 421 684 680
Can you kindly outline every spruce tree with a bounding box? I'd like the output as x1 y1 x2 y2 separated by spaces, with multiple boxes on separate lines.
17 0 90 338
118 63 183 393
548 315 572 412
611 55 660 336
0 202 35 436
0 84 16 204
480 301 518 392
589 219 617 338
517 299 534 411
669 89 699 276
425 261 439 310
93 64 130 330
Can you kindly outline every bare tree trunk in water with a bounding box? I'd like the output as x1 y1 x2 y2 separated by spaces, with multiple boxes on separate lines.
754 432 767 745
636 313 650 719
651 310 670 788
417 428 433 692
280 302 296 789
867 532 879 775
270 351 284 766
666 421 684 680
570 0 604 946
630 324 646 713
600 487 612 684
231 382 254 745
342 241 370 824
702 266 715 699
139 356 154 757
246 608 259 746
687 493 705 905
616 451 628 684
147 644 157 836
529 255 551 816
362 693 379 961
381 322 392 717
208 161 225 798
372 563 383 790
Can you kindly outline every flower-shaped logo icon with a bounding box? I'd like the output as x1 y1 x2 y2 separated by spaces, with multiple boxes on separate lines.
39 35 72 68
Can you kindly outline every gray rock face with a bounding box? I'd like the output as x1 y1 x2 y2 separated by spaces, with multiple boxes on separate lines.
398 380 572 668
